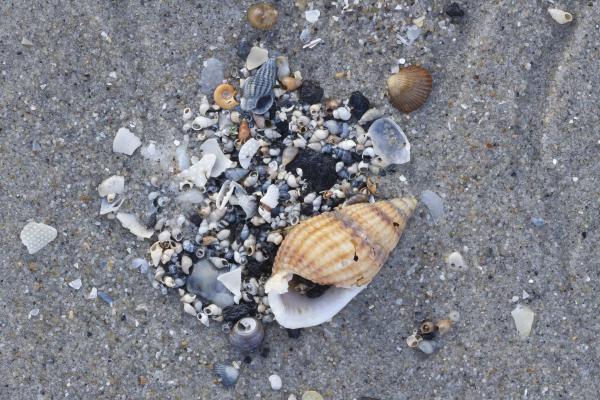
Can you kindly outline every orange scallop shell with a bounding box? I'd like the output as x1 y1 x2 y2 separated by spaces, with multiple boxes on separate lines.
272 197 417 287
387 66 432 113
214 83 239 110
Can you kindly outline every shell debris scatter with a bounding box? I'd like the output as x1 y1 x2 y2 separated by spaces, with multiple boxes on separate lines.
116 49 420 358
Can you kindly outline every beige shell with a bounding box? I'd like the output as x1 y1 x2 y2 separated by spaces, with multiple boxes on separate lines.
214 83 239 110
247 3 279 30
387 66 432 113
272 197 417 288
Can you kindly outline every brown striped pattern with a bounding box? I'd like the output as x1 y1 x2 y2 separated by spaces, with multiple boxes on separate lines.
387 66 432 113
272 197 417 288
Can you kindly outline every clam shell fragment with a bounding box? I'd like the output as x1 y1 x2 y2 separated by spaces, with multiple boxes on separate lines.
20 221 58 254
368 117 410 166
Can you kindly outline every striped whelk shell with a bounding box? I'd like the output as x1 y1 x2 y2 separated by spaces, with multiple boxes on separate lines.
265 197 417 328
387 66 432 113
241 58 276 114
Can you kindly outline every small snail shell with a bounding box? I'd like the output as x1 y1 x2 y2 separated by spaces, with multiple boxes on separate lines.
213 83 239 110
229 317 265 351
280 76 302 91
238 119 251 144
247 3 279 30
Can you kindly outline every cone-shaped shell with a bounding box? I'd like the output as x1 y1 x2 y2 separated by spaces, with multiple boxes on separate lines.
271 197 417 288
387 66 432 113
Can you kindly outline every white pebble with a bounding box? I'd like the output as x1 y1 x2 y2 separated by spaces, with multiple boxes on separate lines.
269 374 282 390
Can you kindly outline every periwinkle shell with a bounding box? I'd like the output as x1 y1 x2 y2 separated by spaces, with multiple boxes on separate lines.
367 117 410 166
229 317 265 351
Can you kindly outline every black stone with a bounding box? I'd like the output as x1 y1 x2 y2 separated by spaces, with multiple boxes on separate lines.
259 347 270 358
299 80 324 104
445 2 465 18
243 355 252 364
236 38 252 59
287 329 302 339
286 149 338 192
348 91 370 119
222 302 257 322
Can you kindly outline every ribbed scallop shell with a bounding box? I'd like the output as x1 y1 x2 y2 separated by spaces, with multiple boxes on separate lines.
272 197 417 287
387 66 432 113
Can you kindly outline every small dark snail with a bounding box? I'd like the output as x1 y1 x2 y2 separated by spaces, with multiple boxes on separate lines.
229 317 265 351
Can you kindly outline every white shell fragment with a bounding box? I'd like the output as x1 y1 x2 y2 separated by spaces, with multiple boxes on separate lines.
112 127 141 155
217 268 243 303
368 117 410 166
511 304 535 339
97 175 125 197
266 272 365 329
358 108 384 125
100 196 125 215
260 184 279 209
68 278 82 290
548 8 573 24
420 190 444 223
20 222 58 254
116 212 154 239
177 154 216 189
305 9 320 23
246 46 269 70
238 138 261 169
200 138 234 177
446 251 466 270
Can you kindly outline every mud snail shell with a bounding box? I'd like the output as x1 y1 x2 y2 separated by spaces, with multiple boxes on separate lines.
266 197 417 328
387 66 432 113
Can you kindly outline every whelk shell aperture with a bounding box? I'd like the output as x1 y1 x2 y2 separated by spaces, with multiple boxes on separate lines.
387 65 432 113
269 197 417 288
247 3 279 30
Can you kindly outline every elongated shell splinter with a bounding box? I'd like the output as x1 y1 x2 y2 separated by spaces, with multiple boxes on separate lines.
266 197 417 328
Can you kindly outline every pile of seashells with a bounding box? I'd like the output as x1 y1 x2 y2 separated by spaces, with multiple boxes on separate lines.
104 49 419 354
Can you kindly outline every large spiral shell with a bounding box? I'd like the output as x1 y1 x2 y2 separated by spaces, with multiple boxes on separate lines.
271 197 417 288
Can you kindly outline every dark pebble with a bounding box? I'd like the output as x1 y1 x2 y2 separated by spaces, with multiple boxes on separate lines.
243 355 252 364
348 91 370 119
275 120 290 136
189 213 203 226
245 260 271 279
299 80 324 104
287 149 338 192
222 302 258 322
445 2 465 18
237 38 252 59
287 329 302 339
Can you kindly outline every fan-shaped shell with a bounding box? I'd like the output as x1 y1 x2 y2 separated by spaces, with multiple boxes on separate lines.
387 66 432 113
272 197 417 287
247 3 279 30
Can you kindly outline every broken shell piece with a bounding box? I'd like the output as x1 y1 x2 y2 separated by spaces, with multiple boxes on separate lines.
99 196 125 215
177 154 216 189
238 138 261 169
446 251 466 270
200 138 234 177
213 83 239 110
368 117 410 166
97 175 125 197
217 267 242 303
20 221 57 254
511 304 535 339
150 242 163 266
260 184 279 210
112 127 141 155
358 108 384 125
246 46 269 70
387 66 432 113
420 190 444 223
281 76 302 91
548 8 573 24
213 363 240 387
275 56 290 81
436 319 453 334
186 258 235 307
116 212 154 239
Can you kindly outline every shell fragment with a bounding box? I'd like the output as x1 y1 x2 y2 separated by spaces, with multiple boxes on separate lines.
20 222 58 254
112 127 141 155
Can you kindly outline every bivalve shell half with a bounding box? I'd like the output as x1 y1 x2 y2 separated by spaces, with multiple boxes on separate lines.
247 3 279 30
387 66 432 113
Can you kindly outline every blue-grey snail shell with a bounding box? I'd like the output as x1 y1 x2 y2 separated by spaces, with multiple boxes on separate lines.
241 58 276 114
229 317 265 351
